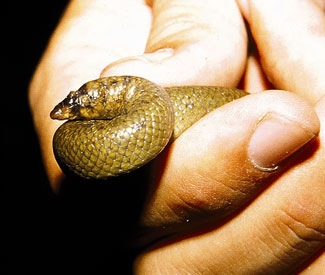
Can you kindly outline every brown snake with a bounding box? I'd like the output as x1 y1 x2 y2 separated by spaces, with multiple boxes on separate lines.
51 76 248 179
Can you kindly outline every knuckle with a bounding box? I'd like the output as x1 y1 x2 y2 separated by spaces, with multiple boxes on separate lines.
258 207 325 270
276 207 325 250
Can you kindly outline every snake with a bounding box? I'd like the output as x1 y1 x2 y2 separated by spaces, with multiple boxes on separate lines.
50 76 248 179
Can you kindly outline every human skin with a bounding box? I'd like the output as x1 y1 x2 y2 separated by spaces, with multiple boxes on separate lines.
29 0 325 273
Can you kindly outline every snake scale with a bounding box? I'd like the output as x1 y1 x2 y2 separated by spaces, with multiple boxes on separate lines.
51 76 248 179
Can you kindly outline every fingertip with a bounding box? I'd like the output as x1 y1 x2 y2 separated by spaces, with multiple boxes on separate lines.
171 90 320 178
249 90 320 136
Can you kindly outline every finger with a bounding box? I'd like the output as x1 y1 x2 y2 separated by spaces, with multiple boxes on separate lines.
101 0 247 87
239 0 325 103
29 0 151 191
241 54 274 92
136 90 320 245
134 95 325 275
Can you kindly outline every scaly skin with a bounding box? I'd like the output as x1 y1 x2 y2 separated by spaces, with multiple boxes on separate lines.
51 76 248 179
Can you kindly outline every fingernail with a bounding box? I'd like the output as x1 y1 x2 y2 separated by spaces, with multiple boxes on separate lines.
248 112 316 171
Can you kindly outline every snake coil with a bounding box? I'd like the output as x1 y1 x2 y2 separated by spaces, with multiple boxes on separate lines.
51 76 247 179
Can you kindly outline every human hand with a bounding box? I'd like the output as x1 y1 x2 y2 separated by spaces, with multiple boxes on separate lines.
29 0 325 273
132 1 325 273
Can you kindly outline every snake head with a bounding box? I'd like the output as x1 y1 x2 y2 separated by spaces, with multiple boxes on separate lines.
50 90 85 120
50 78 127 121
50 83 104 120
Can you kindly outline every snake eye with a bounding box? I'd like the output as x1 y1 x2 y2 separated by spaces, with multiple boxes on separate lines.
78 95 90 106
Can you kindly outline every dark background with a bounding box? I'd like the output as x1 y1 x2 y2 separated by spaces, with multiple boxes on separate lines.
4 2 142 274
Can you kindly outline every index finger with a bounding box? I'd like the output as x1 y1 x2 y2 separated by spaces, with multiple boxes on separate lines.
239 0 325 103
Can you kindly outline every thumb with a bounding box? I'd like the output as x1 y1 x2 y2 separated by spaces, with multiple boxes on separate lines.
101 0 247 87
137 90 320 246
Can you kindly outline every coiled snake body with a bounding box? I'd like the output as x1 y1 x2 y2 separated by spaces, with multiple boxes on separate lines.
51 76 248 179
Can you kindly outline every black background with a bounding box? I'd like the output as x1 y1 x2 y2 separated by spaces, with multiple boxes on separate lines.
4 2 142 274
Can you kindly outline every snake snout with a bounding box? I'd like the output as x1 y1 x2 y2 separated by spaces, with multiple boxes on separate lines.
50 103 66 120
50 100 79 120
